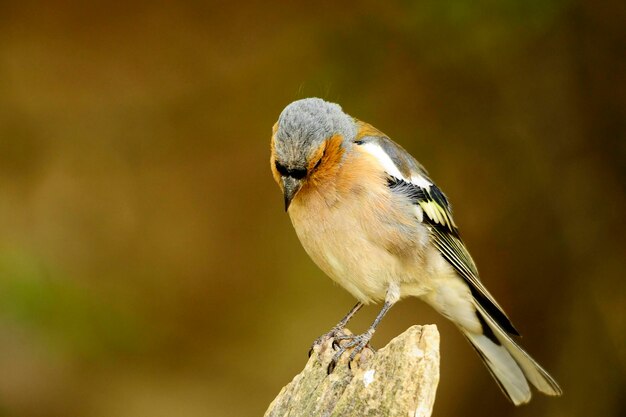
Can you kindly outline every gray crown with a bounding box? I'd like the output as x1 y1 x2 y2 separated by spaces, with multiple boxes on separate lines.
274 98 356 170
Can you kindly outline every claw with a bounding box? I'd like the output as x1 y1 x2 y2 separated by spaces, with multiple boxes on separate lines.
327 359 338 374
328 346 347 374
312 300 390 373
325 330 374 373
309 326 349 357
348 340 368 363
308 333 331 357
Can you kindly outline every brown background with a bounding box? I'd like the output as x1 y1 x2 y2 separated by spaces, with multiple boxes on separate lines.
0 1 624 416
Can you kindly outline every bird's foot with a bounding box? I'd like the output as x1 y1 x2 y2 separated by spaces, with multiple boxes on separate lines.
308 326 345 358
327 329 374 374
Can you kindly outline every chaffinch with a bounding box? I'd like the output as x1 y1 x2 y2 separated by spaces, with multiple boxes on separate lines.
270 98 562 405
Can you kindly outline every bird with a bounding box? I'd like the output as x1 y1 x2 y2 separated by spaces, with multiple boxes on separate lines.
269 97 562 405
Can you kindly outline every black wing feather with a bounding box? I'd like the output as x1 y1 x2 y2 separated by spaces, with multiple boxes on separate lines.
387 176 520 336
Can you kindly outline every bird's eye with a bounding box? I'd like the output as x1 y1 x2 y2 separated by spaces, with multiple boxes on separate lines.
275 161 307 179
289 168 307 179
275 161 289 177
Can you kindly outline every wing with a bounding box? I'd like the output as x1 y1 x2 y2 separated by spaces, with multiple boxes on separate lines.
355 122 520 336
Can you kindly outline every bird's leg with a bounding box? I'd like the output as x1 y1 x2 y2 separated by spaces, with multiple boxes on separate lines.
309 301 363 356
327 286 398 373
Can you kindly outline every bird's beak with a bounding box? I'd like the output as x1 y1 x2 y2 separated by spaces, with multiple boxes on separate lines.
282 176 303 211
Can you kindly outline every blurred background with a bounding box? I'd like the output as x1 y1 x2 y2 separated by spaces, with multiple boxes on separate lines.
0 1 624 416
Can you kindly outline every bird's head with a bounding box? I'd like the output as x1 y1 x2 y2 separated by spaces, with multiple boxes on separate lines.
270 98 357 211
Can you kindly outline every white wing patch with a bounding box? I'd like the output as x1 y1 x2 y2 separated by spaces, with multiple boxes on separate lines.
361 141 442 228
410 174 432 188
360 142 408 181
361 142 433 189
360 142 432 190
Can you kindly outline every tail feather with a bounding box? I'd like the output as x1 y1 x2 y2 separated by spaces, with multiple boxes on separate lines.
423 274 562 404
463 331 532 405
474 304 563 398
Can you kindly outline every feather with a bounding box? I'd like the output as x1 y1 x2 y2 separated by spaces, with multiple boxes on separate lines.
383 174 520 336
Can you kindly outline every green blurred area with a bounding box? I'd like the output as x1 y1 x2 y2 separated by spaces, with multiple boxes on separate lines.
0 1 624 416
